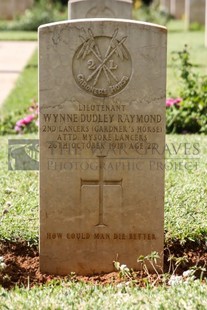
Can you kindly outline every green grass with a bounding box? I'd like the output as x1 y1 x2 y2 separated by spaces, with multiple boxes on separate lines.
165 135 207 243
0 134 38 244
0 31 37 41
0 279 206 309
1 51 38 116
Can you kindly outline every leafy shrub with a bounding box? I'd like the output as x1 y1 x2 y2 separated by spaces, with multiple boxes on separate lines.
189 22 205 31
0 113 19 135
166 45 207 134
0 101 38 135
133 2 171 26
1 0 67 31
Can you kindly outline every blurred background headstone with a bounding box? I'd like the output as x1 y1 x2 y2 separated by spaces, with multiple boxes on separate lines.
0 0 34 20
68 0 133 19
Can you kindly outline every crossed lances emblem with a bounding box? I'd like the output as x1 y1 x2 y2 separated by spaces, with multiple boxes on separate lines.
73 28 131 96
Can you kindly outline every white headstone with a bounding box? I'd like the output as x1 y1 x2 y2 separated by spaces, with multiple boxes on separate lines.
170 0 185 19
68 0 132 19
39 18 167 275
185 0 206 29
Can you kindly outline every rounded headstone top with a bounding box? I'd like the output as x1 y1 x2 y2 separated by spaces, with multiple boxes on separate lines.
69 0 132 19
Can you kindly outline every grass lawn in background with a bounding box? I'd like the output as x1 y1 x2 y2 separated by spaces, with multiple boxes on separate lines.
0 31 37 41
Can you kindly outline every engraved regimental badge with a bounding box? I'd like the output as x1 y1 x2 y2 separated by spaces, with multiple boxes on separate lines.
73 28 132 97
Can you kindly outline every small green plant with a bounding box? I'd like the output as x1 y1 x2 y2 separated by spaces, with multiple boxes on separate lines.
166 45 207 134
113 261 133 280
167 254 189 274
190 265 207 281
137 251 163 278
137 252 168 286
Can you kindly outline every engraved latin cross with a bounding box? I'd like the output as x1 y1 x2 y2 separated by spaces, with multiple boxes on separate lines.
81 156 122 227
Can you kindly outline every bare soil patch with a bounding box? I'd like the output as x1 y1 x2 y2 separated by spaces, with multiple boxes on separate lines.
0 241 206 289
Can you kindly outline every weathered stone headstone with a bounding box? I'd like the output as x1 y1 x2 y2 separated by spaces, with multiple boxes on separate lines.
39 18 167 275
170 0 185 19
185 0 206 29
69 0 132 19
